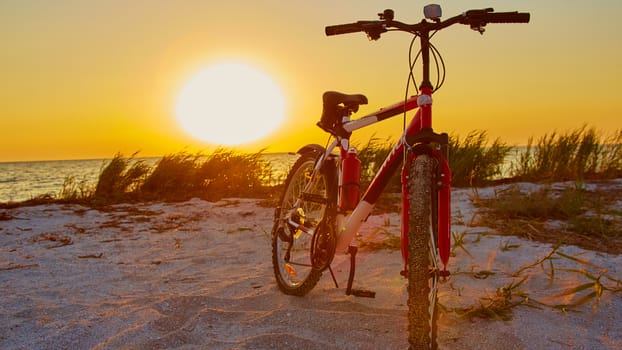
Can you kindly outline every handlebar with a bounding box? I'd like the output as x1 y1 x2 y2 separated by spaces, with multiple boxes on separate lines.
325 8 530 38
325 7 529 91
325 21 380 36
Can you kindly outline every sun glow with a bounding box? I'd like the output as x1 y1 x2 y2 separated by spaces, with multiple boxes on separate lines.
175 62 286 146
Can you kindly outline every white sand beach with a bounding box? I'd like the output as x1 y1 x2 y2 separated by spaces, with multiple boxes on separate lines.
1 181 621 349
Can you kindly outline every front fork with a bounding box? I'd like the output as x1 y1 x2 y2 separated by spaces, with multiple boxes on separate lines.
400 132 452 275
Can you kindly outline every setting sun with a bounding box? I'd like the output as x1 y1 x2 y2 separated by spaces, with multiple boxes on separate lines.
174 62 286 146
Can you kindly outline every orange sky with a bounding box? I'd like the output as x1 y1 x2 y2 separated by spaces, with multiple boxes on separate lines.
1 1 621 162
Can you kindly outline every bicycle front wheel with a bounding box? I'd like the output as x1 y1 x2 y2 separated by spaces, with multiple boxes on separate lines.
271 152 336 296
407 154 439 350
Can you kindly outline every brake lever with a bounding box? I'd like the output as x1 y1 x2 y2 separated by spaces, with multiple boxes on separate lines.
361 9 394 40
471 23 486 34
359 21 387 40
366 26 385 40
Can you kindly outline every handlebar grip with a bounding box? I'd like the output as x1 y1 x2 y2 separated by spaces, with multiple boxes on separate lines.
483 12 530 24
325 22 363 36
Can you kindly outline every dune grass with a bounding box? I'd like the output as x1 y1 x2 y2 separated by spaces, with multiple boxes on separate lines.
3 124 618 208
58 175 95 202
477 184 622 254
355 130 513 191
448 242 622 321
510 126 622 182
355 137 399 192
138 152 202 202
448 130 512 187
86 149 272 205
93 152 150 203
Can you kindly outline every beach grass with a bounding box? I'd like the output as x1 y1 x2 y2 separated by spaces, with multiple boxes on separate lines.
197 149 273 201
355 130 514 191
356 136 400 192
89 149 273 204
477 184 622 254
59 175 95 202
510 126 622 182
448 130 513 187
138 152 202 202
94 152 150 203
3 124 619 208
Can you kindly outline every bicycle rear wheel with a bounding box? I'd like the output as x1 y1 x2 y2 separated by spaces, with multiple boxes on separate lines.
407 154 439 349
271 152 336 296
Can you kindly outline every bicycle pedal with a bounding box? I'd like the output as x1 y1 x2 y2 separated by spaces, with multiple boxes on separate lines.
348 289 376 298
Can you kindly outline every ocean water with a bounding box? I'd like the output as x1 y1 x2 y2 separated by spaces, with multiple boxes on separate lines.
0 159 106 203
0 154 297 203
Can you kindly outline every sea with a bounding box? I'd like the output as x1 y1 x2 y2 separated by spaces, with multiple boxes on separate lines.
0 154 297 203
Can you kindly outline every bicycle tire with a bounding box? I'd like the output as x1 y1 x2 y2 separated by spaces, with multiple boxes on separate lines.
271 152 336 296
407 154 439 349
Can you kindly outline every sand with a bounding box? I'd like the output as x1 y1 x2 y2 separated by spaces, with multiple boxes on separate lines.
1 182 621 349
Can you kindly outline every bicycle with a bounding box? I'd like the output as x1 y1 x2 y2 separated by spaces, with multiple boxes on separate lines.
271 5 529 349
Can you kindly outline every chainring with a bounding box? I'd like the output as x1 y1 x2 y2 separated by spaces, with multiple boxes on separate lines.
310 218 336 271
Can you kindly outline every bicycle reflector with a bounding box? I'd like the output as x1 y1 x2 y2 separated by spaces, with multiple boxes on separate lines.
285 263 298 276
424 4 442 21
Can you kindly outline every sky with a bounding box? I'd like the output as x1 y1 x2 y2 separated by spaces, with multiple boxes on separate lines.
1 0 621 162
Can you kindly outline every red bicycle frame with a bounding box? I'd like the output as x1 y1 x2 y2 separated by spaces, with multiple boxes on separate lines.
315 92 452 273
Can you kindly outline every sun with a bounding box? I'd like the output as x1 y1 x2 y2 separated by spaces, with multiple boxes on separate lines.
174 62 286 146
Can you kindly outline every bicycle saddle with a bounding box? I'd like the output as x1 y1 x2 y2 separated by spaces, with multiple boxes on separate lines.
323 91 368 110
318 91 368 136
